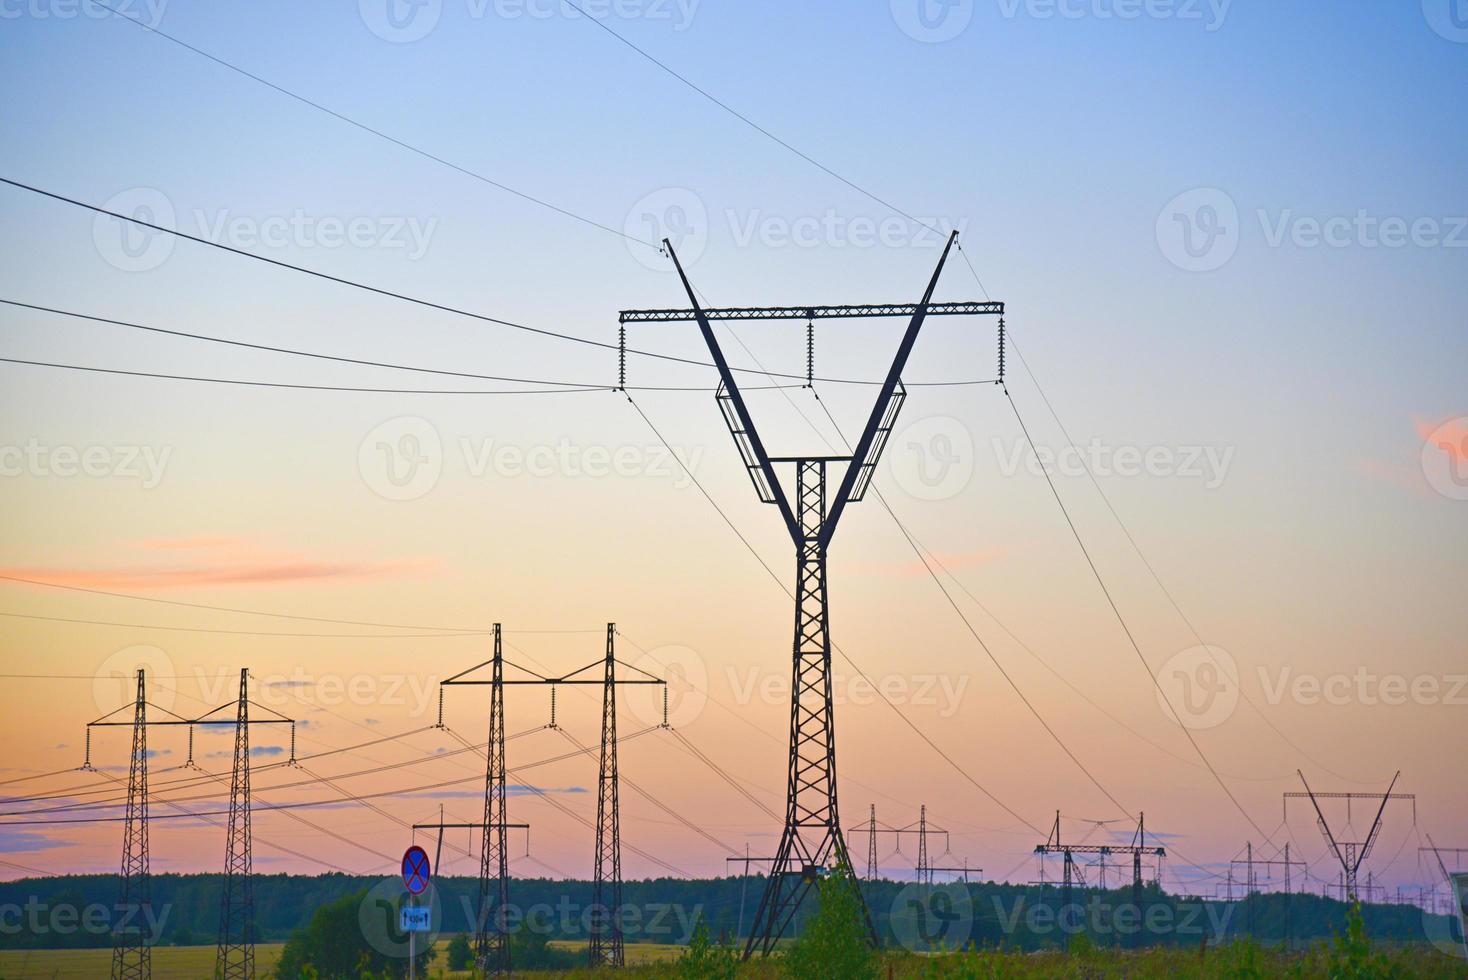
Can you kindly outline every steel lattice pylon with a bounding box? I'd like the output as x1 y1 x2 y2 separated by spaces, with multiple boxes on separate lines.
476 625 511 975
589 624 624 967
111 669 152 980
216 669 255 980
635 231 989 958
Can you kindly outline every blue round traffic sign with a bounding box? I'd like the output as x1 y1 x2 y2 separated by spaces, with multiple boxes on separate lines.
402 845 431 895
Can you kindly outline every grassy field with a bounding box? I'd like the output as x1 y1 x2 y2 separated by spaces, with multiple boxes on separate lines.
3 940 1465 978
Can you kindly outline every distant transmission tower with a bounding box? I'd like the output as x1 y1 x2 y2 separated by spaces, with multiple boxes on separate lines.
589 624 624 968
624 231 999 958
217 669 255 980
477 625 511 974
1284 770 1413 901
111 668 151 980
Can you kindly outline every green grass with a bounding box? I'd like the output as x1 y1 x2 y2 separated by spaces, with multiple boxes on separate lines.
3 939 1464 978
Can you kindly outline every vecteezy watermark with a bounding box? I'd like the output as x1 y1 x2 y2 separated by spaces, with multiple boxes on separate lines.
0 439 172 489
1253 667 1468 710
359 876 441 959
94 645 177 714
358 416 704 502
1156 188 1240 273
993 437 1236 489
626 644 706 728
459 895 704 942
358 0 699 43
991 894 1233 942
0 899 171 940
623 189 965 271
890 0 1230 43
1154 644 1239 730
1422 0 1468 44
725 666 971 719
0 0 168 28
92 187 438 273
1421 415 1468 502
890 882 973 952
888 415 975 502
1158 188 1468 272
1156 644 1468 728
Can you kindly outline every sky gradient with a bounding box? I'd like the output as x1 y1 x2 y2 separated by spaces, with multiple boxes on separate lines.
1 0 1465 899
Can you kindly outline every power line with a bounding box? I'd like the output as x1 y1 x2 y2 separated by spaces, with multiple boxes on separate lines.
563 0 943 239
0 355 610 395
1001 385 1274 846
0 179 996 388
0 610 486 638
89 0 656 250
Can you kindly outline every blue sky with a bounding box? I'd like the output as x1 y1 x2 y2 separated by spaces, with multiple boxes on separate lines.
0 0 1465 884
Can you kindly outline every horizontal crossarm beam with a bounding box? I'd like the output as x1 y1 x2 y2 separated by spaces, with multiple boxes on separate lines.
618 301 1002 323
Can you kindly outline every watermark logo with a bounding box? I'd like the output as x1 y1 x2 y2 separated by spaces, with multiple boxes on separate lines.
1423 0 1468 43
359 416 443 501
93 645 177 715
625 188 706 271
92 187 175 273
1421 416 1468 501
1155 644 1238 730
725 667 970 718
1157 187 1239 272
0 899 171 940
992 437 1235 489
0 439 173 488
890 0 973 43
627 644 706 727
0 0 168 28
358 876 441 958
888 415 974 501
359 0 442 42
890 881 973 951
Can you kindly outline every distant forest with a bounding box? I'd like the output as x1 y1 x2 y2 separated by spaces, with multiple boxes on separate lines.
0 873 1455 952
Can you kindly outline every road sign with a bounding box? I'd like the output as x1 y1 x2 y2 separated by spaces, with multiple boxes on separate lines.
402 845 431 895
400 906 432 933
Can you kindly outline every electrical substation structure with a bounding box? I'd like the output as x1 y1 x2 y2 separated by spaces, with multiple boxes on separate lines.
1034 810 1165 937
621 231 1003 958
440 623 665 972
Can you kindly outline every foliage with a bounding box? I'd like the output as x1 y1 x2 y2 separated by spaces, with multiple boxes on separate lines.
781 863 878 980
676 919 740 980
508 925 580 970
1323 902 1397 980
445 932 473 971
272 889 434 980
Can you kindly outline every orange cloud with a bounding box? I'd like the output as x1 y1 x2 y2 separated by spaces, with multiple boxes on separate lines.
0 557 437 590
1416 415 1468 463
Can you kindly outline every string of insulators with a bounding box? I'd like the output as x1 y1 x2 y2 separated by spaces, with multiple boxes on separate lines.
436 687 445 728
997 316 1006 383
185 724 194 767
288 723 296 765
550 684 557 729
618 325 626 391
83 727 91 769
805 317 814 388
662 686 669 727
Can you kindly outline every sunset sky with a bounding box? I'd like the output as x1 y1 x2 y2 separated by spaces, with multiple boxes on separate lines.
1 1 1465 900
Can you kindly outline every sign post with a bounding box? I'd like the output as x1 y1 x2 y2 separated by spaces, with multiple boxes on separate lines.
402 845 432 980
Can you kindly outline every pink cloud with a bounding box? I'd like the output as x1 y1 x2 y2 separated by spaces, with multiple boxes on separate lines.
0 557 437 590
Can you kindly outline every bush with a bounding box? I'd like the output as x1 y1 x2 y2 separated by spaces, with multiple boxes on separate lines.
781 863 877 980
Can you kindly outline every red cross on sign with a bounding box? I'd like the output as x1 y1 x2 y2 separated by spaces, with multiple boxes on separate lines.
402 845 431 895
